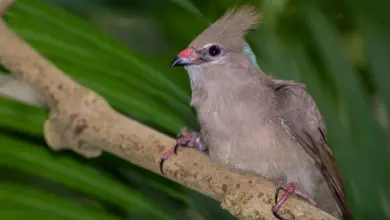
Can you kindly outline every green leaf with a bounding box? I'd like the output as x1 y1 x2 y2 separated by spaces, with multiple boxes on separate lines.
347 0 390 128
301 3 389 218
0 136 172 220
0 183 120 220
0 97 46 136
0 210 69 220
167 0 204 17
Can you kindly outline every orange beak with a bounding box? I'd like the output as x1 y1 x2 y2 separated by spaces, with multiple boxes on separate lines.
171 47 199 68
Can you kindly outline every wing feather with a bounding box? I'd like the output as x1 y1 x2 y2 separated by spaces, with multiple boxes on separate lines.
269 78 353 219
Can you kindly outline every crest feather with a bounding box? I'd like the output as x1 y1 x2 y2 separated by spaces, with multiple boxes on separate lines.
190 5 261 51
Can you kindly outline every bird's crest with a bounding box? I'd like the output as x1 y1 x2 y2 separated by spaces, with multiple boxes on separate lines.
190 5 261 51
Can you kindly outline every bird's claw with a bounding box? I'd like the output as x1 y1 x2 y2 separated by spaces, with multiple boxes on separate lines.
274 182 285 205
159 127 204 175
272 207 287 220
159 145 176 175
272 181 316 220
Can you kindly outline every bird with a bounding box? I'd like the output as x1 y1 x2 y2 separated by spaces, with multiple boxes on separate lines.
160 5 353 220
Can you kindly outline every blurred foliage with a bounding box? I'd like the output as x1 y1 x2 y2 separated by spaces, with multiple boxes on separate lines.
0 0 389 219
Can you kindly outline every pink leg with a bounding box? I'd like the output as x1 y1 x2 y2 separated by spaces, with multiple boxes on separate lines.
272 181 317 220
160 127 206 174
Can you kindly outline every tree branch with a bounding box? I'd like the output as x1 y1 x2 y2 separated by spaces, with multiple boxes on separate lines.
0 0 13 15
0 3 336 220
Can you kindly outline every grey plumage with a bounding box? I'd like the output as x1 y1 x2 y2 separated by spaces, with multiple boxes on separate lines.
172 5 351 219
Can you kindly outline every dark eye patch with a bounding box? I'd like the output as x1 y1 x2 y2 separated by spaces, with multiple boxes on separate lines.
201 44 225 61
208 45 221 57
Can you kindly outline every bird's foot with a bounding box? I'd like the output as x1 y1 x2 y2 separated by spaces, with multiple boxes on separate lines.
159 127 206 174
272 181 317 220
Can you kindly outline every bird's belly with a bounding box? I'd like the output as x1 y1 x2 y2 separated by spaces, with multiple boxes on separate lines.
198 109 317 187
206 127 311 181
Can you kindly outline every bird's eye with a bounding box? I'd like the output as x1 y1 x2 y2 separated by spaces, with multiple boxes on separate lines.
207 45 222 57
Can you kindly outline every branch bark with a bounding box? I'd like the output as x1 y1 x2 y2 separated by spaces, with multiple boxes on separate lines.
0 2 337 220
0 0 12 15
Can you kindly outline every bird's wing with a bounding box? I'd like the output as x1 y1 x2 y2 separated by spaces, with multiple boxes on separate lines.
269 78 352 219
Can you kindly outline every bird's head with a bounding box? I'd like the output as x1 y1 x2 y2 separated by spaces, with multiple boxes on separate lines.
171 5 260 71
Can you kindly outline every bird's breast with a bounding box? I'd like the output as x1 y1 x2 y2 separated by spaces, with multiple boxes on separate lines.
195 99 315 182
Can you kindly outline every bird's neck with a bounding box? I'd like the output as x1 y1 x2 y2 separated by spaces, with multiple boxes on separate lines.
186 54 266 89
186 63 272 109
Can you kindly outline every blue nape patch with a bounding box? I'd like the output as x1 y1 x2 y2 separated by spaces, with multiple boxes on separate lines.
243 41 260 70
